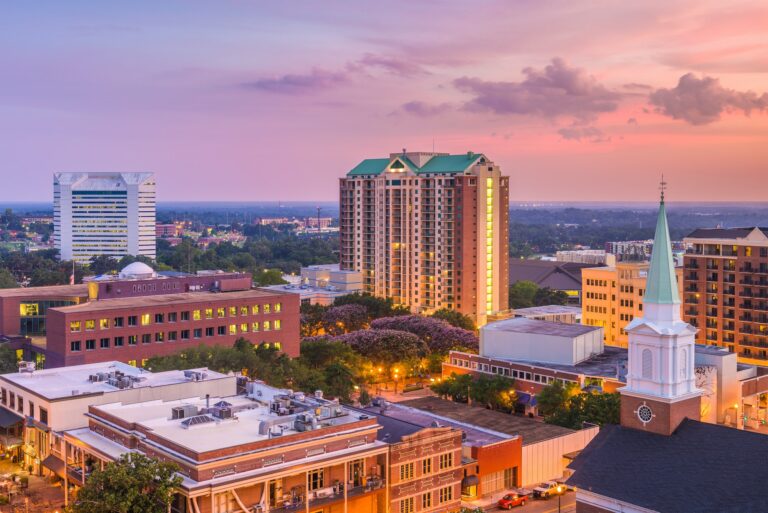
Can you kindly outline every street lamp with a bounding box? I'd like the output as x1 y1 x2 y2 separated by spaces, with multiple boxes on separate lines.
557 485 563 513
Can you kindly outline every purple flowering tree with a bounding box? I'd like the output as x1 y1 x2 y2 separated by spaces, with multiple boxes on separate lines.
370 315 478 353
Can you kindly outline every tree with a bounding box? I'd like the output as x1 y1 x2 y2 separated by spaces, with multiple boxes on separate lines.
469 374 516 412
68 453 182 513
544 391 621 429
430 309 476 332
508 280 539 309
337 329 428 367
533 287 569 306
332 293 409 321
370 315 478 354
322 304 368 335
88 255 120 275
254 268 287 286
536 381 579 417
0 344 18 374
323 362 355 402
300 303 328 337
0 269 17 289
430 373 474 403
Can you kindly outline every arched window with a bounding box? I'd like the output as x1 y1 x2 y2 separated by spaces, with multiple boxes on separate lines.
680 347 688 379
642 349 653 379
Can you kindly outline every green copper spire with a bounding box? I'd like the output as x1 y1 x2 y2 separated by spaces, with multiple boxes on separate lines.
645 179 680 305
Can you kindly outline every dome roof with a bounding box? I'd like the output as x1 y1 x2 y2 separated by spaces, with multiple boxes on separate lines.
119 261 156 279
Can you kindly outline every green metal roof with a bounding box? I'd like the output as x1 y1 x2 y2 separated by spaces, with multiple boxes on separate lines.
644 199 680 305
418 153 483 174
347 158 391 176
346 152 484 177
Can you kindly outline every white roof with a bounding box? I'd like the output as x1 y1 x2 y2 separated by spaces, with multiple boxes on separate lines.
0 362 228 400
119 261 156 278
53 172 154 188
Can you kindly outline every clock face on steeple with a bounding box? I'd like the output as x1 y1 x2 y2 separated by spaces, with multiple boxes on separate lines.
637 404 654 424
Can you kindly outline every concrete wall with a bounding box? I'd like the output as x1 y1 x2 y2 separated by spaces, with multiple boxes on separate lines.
521 425 599 487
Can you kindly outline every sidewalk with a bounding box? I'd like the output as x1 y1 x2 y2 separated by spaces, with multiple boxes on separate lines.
0 459 65 513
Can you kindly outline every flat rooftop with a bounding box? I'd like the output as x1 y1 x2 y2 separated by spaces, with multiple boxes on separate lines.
484 317 599 337
514 305 583 316
356 403 512 447
51 288 286 314
0 362 229 400
399 397 575 446
0 284 88 299
91 394 372 455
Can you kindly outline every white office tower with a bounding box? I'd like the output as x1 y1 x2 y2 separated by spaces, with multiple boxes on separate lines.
54 172 156 263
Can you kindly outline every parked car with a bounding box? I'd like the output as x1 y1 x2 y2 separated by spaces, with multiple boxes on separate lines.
532 481 567 499
497 490 529 509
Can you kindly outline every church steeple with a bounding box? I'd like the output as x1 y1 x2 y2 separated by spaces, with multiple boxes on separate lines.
619 180 701 436
644 178 680 307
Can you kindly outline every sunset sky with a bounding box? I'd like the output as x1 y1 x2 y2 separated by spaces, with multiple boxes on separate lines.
2 1 767 202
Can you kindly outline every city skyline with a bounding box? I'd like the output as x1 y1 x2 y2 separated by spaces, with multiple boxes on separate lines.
2 1 768 202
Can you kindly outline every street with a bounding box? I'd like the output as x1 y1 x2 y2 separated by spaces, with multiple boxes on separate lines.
482 492 575 513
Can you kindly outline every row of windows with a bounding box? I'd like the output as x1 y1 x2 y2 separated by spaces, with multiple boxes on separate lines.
451 358 578 386
70 323 282 352
399 453 454 482
585 305 607 314
0 388 48 425
399 487 453 512
69 304 283 332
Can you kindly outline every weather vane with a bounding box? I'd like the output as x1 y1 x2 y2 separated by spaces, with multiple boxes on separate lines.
659 174 667 203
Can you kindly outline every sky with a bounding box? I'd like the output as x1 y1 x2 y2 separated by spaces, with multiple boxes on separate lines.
1 1 767 203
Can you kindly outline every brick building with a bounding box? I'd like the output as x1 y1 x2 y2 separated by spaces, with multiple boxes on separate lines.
0 263 299 368
682 227 768 365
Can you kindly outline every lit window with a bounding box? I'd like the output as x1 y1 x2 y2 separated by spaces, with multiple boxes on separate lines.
141 314 151 326
273 342 281 350
205 309 213 319
252 322 260 332
192 310 201 321
70 321 81 333
240 323 248 333
274 320 281 330
274 303 282 313
251 305 260 315
85 319 95 331
99 319 109 329
229 324 237 335
264 304 271 314
229 306 237 316
217 307 226 318
240 306 248 316
263 321 271 331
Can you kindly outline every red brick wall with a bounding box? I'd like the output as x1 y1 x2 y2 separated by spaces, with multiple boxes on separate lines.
43 290 299 367
620 394 701 436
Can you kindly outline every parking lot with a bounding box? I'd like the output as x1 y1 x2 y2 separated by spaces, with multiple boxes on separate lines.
480 492 575 512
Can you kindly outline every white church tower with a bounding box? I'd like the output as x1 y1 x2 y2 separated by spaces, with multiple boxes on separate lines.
620 182 701 435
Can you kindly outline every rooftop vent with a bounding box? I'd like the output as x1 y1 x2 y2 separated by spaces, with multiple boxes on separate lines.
171 404 199 420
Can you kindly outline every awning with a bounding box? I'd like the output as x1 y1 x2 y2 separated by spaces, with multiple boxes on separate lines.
0 408 23 429
0 434 22 448
461 475 480 488
41 454 66 480
516 392 538 406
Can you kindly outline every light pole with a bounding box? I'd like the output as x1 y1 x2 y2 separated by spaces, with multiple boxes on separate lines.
557 485 563 513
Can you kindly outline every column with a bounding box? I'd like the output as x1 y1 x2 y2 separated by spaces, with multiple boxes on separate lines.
343 461 348 513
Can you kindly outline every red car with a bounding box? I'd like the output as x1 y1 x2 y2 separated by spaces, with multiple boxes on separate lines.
497 491 529 509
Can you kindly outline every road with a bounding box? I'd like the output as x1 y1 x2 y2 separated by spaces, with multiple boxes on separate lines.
481 493 575 512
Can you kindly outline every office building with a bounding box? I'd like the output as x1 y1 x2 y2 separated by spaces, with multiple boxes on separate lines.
682 227 768 365
0 263 300 368
581 262 683 348
340 151 509 326
54 172 156 263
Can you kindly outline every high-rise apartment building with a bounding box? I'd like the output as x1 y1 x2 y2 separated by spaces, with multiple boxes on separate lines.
54 172 156 263
582 262 683 347
682 227 768 364
340 151 509 326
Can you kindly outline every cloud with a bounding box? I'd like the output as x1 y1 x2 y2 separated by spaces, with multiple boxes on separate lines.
400 101 452 117
649 73 768 125
453 58 622 123
627 117 638 125
356 53 426 76
241 68 349 94
623 83 653 90
558 125 610 143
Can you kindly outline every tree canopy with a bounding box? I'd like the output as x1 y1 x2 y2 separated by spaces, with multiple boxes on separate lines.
68 453 182 513
508 280 569 309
